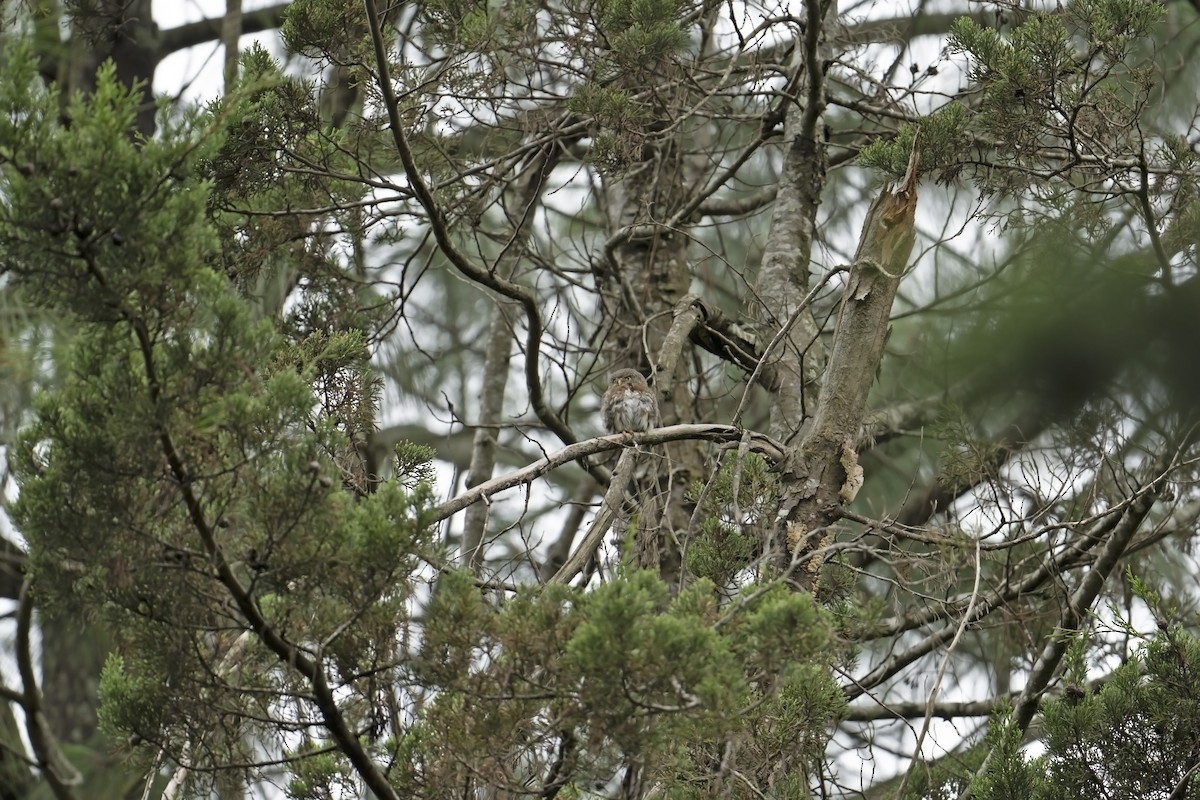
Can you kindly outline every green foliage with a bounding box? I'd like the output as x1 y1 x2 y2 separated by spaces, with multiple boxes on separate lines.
934 401 1005 489
422 0 489 48
204 44 364 214
599 0 691 68
969 627 1200 800
946 0 1166 204
970 711 1043 800
199 47 392 495
404 570 843 796
0 57 214 322
393 440 438 486
416 0 538 53
568 0 693 172
1068 0 1165 56
97 655 172 745
931 225 1200 447
567 573 744 732
948 11 1078 162
281 0 370 60
12 0 1189 797
1160 134 1200 259
726 583 831 674
685 453 778 587
570 84 650 173
284 741 356 799
686 521 757 588
203 46 389 340
0 42 437 791
1037 627 1200 799
857 103 971 182
571 84 644 130
891 741 986 800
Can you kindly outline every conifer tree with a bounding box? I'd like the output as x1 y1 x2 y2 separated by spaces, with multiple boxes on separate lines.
3 0 1200 798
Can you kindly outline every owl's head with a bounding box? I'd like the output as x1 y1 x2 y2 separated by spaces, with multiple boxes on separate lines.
608 368 648 388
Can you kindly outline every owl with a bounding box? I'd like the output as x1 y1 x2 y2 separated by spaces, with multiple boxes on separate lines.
601 369 658 434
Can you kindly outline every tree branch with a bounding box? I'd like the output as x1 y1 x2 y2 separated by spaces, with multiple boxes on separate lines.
220 0 243 93
751 0 834 439
361 0 586 477
113 272 400 800
846 472 1168 700
0 537 25 601
158 3 290 58
771 135 921 584
463 147 560 572
961 453 1177 799
844 696 1005 722
15 579 81 800
1011 475 1172 733
548 449 637 585
429 424 785 525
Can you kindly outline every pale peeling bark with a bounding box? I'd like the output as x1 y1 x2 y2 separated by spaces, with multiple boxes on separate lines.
753 92 826 438
772 141 921 588
752 0 836 442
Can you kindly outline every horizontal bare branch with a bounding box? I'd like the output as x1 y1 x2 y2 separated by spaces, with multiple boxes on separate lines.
159 3 291 57
362 1 591 485
844 696 1003 722
428 424 786 525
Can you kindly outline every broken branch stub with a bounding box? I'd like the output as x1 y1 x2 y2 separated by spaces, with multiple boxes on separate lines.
851 141 921 300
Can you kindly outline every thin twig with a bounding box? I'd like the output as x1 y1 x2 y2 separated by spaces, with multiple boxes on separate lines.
895 536 982 799
732 265 847 427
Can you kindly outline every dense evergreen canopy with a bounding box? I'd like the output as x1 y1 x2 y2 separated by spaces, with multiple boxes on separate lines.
3 0 1200 798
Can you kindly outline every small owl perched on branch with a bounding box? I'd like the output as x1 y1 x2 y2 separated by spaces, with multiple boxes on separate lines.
601 369 658 434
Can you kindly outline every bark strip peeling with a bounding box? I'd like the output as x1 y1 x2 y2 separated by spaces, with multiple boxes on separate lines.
772 139 921 588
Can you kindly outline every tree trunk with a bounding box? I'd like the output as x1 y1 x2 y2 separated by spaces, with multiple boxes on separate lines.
68 0 160 136
772 142 921 588
603 134 703 584
0 700 33 799
221 0 243 92
752 14 831 442
32 0 163 750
